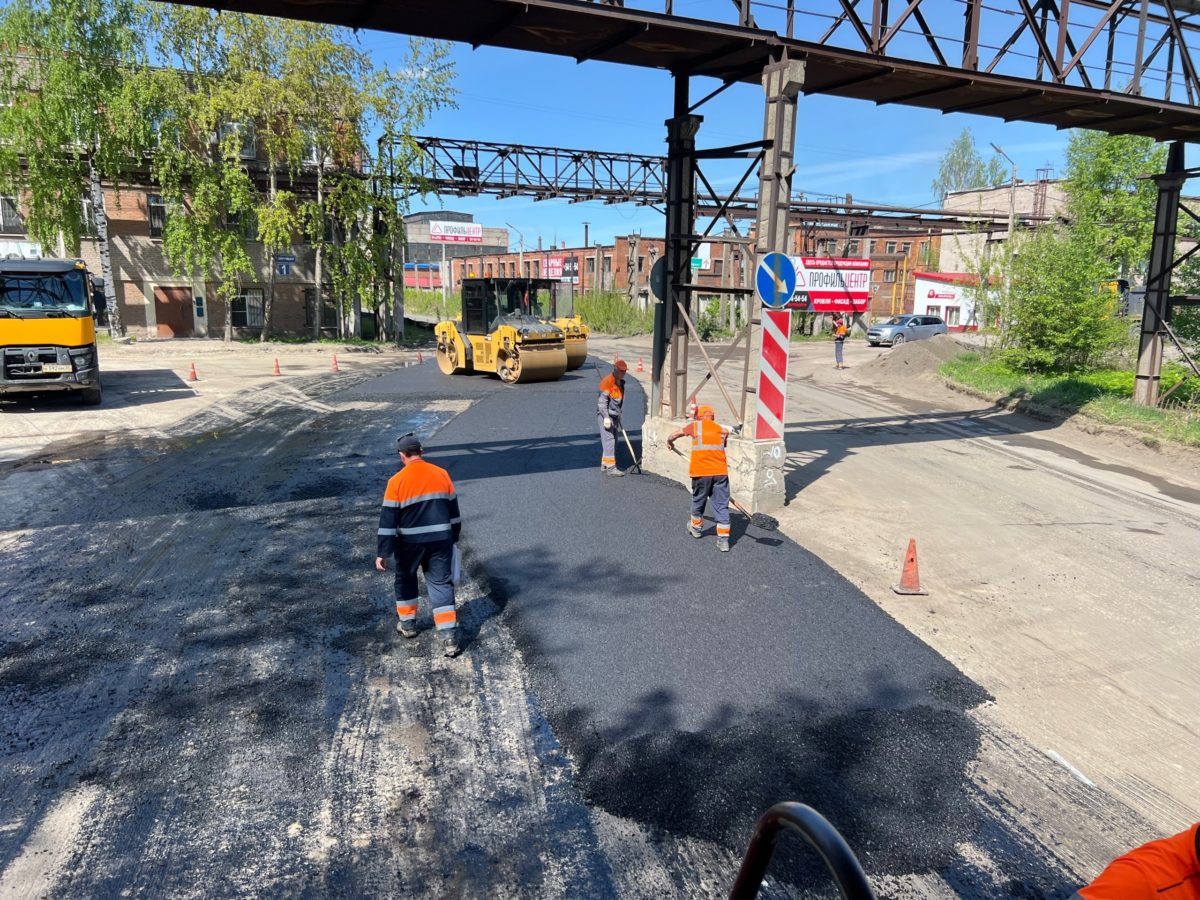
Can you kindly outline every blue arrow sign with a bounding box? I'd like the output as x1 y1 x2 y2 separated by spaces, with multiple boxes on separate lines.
756 253 796 309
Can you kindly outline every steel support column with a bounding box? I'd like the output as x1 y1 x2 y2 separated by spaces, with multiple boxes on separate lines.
652 75 700 418
1134 140 1186 407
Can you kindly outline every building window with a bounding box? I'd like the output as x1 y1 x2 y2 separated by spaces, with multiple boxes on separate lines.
231 287 265 329
485 263 493 277
219 121 256 159
586 257 595 274
304 287 338 328
883 269 896 283
816 239 836 255
1 196 24 233
945 306 960 326
302 128 321 166
885 241 897 254
532 260 540 277
713 258 723 276
847 240 860 257
637 255 645 273
902 241 912 253
602 255 611 274
225 208 257 241
81 197 98 237
926 305 941 318
868 240 876 254
148 194 166 238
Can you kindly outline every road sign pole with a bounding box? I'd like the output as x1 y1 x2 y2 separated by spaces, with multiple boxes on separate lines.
732 59 805 514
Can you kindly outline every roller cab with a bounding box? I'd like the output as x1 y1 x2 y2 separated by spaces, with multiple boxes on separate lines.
436 278 584 384
0 258 103 405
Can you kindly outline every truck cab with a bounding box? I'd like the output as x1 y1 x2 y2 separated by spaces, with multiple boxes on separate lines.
0 258 103 405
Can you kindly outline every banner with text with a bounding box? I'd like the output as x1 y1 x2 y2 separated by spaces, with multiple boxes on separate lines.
787 256 871 313
429 221 483 243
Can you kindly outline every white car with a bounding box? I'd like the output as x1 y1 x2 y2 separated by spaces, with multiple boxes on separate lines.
866 314 948 347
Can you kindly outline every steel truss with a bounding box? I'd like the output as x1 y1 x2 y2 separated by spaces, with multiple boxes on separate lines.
168 0 1200 141
395 136 1022 235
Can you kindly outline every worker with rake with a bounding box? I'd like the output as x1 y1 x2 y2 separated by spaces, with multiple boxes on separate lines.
667 404 734 552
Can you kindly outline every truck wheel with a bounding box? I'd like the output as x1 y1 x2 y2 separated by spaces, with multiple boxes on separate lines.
80 383 102 406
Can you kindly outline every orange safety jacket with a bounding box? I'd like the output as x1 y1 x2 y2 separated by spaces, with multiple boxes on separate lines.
1077 823 1200 900
377 458 461 557
598 373 624 419
683 419 729 478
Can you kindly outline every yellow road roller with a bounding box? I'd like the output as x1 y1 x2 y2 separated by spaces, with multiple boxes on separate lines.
435 278 583 384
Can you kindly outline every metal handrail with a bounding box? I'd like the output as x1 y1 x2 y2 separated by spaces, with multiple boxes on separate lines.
728 802 876 900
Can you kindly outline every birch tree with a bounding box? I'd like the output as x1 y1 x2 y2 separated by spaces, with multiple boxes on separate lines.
0 0 151 337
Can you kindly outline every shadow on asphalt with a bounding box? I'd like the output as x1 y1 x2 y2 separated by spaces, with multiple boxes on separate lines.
0 368 196 414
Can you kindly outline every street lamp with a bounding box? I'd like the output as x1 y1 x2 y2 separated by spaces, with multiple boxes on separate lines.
989 143 1018 241
506 221 525 277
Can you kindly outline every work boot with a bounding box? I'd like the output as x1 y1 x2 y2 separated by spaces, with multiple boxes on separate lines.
442 631 462 658
687 522 702 539
603 466 625 477
717 536 730 553
396 620 418 639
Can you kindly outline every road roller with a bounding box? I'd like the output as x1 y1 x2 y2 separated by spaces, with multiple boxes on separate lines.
435 278 580 385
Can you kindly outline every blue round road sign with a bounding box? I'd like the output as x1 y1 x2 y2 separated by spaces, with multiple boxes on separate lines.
756 253 796 309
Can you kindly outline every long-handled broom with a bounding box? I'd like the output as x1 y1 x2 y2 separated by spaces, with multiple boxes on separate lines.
668 446 778 531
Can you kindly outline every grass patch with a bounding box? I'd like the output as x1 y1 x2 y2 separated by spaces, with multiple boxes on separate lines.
577 292 655 336
940 352 1200 447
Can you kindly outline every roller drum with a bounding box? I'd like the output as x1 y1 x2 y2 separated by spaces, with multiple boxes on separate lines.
564 338 588 371
497 343 568 384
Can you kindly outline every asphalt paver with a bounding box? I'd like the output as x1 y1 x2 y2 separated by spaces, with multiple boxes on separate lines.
351 359 1077 894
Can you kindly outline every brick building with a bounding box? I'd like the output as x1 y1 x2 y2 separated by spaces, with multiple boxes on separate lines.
866 232 941 318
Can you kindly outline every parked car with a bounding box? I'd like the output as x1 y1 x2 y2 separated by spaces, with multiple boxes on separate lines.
866 314 948 347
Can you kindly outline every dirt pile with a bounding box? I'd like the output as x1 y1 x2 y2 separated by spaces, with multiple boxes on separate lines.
855 333 969 386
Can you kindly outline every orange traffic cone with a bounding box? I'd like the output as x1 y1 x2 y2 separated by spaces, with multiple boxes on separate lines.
637 357 644 373
272 358 281 377
892 538 928 595
417 349 424 364
330 353 340 374
187 362 198 382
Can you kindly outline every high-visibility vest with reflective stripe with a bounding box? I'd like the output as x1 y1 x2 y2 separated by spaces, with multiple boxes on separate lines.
598 373 624 418
377 458 461 557
686 419 728 478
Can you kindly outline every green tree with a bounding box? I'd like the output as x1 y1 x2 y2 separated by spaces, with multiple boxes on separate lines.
931 128 1006 201
148 6 256 343
223 15 306 341
1001 226 1122 372
0 0 152 337
1062 130 1165 280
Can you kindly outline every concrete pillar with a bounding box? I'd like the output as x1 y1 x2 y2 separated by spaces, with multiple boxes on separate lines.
737 58 804 514
1134 140 1185 407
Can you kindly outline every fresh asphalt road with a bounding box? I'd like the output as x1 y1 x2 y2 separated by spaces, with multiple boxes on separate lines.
0 355 1083 897
347 359 1076 893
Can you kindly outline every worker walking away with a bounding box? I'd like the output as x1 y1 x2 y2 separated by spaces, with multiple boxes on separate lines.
375 433 463 657
667 405 733 552
598 358 628 477
1073 822 1198 899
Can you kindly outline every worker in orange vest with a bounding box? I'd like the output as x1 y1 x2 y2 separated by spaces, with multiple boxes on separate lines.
1073 823 1199 899
375 433 462 657
598 359 628 477
667 404 733 552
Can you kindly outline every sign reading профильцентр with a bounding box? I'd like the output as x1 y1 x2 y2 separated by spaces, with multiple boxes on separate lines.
429 221 483 243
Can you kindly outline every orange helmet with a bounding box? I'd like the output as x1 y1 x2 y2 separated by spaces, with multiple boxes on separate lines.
695 405 716 420
614 359 628 373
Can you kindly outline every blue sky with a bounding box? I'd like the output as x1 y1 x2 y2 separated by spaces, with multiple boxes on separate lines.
359 27 1074 251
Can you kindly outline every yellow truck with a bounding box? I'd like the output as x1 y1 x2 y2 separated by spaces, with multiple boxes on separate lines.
0 258 103 405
